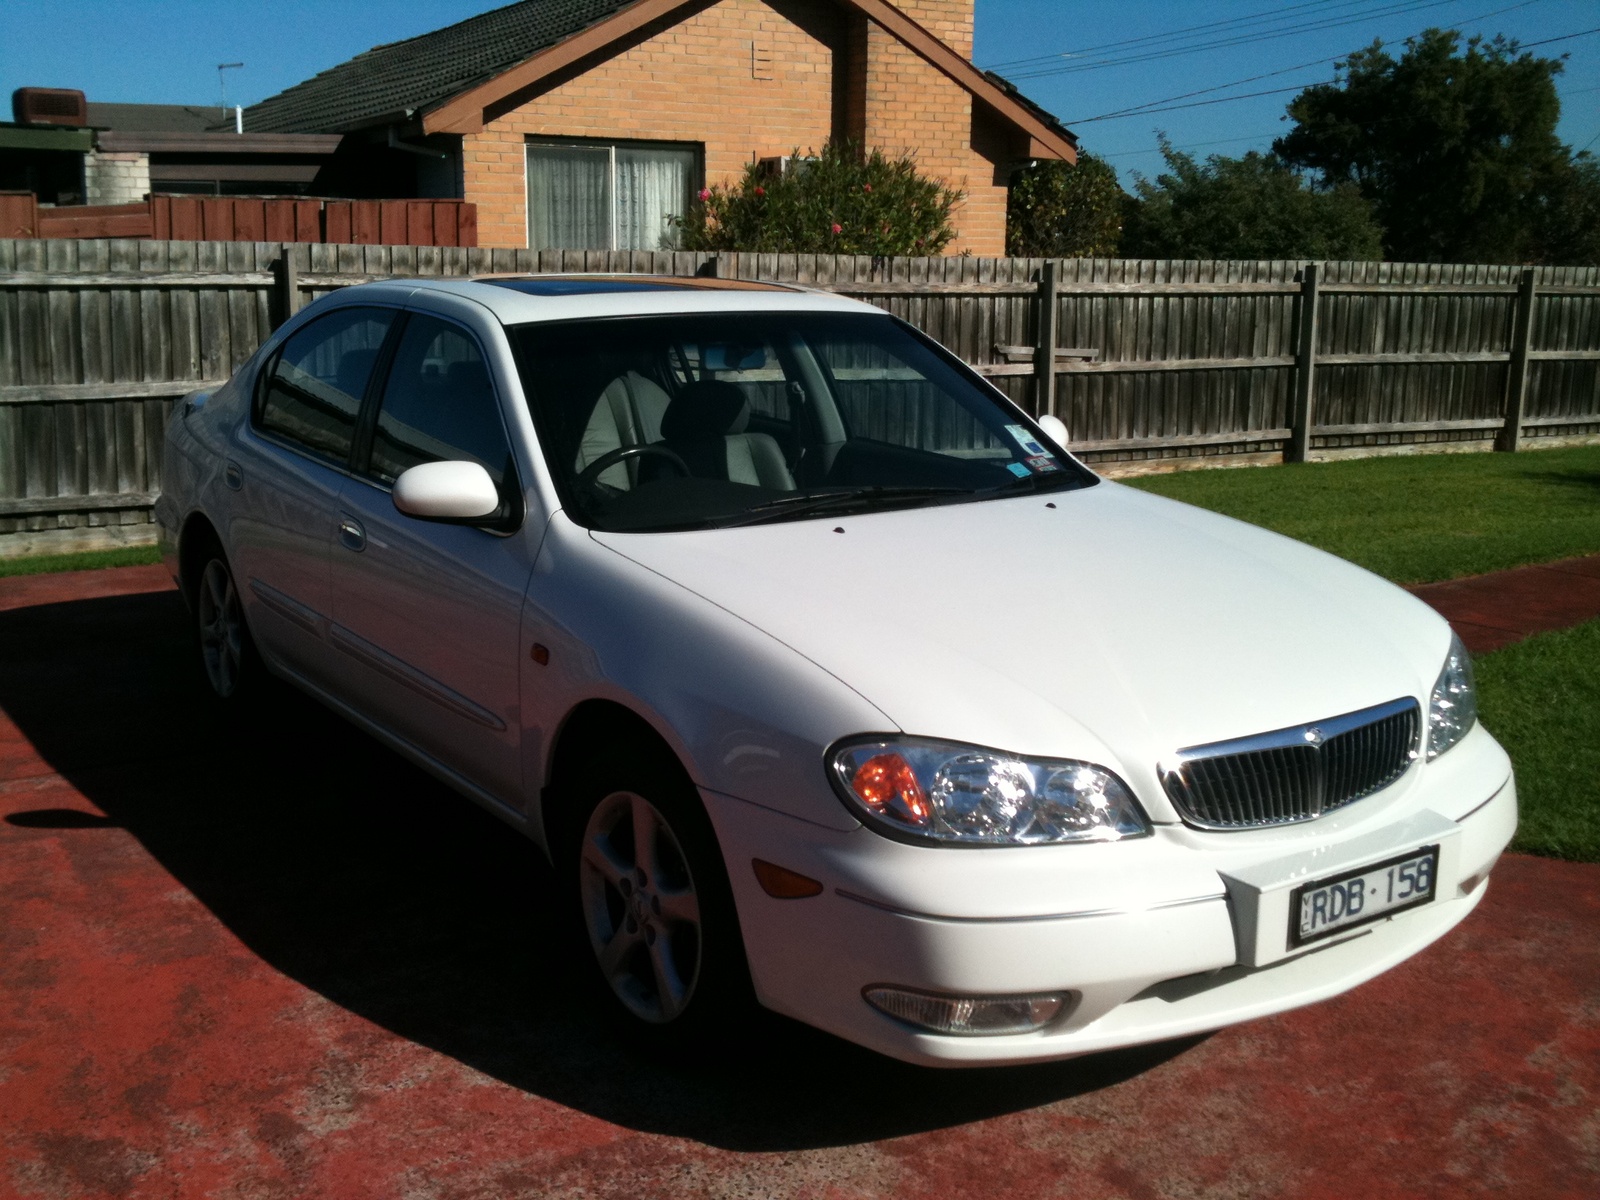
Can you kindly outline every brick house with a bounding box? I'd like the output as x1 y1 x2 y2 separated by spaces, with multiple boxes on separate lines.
246 0 1077 255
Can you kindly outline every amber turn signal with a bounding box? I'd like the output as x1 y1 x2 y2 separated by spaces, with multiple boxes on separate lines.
530 643 550 665
752 858 823 899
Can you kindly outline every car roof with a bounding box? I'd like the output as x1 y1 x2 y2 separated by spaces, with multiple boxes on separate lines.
345 274 886 325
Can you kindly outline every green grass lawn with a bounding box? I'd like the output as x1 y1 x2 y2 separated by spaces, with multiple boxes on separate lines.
0 545 161 578
1476 617 1600 863
1125 445 1600 585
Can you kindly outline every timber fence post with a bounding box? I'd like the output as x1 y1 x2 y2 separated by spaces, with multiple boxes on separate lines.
1288 262 1320 463
271 244 299 330
1498 267 1536 453
1035 259 1059 418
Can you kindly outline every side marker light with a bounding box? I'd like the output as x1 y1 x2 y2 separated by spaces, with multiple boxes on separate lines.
752 859 823 899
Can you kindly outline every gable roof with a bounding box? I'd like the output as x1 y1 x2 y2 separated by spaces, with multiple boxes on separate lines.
246 0 1076 160
247 0 634 134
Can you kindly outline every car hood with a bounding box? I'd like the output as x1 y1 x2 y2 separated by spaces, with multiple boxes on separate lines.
591 481 1450 815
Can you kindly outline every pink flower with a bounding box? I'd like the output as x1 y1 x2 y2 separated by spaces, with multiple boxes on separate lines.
698 188 711 201
831 223 842 234
863 184 872 193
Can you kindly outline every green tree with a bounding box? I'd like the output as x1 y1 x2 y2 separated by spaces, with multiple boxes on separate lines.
1006 152 1125 257
1119 140 1384 260
1534 155 1600 266
1274 29 1579 263
674 141 962 255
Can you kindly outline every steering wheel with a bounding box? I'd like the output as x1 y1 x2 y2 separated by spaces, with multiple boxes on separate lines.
575 444 691 489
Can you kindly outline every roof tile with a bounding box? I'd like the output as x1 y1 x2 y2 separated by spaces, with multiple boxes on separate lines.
246 0 635 133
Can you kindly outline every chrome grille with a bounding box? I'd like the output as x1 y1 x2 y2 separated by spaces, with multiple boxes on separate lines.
1161 698 1421 830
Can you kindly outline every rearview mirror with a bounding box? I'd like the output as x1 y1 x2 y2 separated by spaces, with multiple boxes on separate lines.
1037 414 1069 447
393 461 500 521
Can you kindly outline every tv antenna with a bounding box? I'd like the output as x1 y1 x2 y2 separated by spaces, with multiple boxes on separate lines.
217 62 244 117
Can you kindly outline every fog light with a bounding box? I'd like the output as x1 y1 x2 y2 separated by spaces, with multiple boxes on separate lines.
863 985 1070 1036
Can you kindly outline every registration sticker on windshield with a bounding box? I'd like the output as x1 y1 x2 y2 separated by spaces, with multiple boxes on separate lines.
1025 454 1063 473
1006 424 1049 457
1006 462 1032 477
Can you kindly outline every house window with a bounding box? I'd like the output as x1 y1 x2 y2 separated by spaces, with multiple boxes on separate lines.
526 140 699 251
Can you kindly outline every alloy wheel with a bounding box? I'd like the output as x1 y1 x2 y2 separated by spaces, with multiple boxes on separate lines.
579 790 703 1023
197 558 244 698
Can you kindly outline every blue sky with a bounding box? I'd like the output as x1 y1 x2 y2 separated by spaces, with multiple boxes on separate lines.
1 0 1595 183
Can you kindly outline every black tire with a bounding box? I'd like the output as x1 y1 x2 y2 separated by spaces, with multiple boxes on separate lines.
192 550 260 705
558 751 754 1053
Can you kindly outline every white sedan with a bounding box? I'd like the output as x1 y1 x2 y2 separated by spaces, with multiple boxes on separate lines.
156 275 1515 1067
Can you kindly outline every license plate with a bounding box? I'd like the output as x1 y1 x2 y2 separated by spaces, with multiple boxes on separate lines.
1289 845 1440 948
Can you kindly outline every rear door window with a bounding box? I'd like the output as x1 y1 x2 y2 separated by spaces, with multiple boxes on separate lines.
257 307 395 464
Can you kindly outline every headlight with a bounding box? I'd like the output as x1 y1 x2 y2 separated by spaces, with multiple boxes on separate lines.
828 737 1151 845
1426 633 1477 760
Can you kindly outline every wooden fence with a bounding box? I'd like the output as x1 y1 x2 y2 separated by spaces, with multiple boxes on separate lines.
2 237 1597 554
0 194 478 246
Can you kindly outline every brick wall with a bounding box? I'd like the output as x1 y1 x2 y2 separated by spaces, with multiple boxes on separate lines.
462 0 1017 255
859 9 1013 254
83 152 151 207
893 0 973 57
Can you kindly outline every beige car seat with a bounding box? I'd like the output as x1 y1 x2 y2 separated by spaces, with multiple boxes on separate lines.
574 370 673 488
656 380 794 490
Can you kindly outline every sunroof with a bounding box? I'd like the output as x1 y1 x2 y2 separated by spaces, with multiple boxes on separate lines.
479 275 788 295
482 277 698 296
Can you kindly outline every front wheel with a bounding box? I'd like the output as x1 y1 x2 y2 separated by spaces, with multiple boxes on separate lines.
563 764 753 1048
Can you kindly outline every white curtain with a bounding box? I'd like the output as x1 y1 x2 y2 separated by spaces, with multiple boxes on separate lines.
616 146 695 250
526 144 611 250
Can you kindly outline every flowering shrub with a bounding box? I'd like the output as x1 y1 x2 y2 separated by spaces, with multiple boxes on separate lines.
674 140 962 255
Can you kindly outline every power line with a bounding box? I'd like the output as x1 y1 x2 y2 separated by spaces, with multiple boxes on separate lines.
1063 56 1338 125
1518 26 1600 48
984 0 1376 72
1001 0 1495 80
1060 7 1588 126
1067 82 1334 125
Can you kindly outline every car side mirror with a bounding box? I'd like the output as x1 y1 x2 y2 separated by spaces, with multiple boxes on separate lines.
392 460 501 521
1037 414 1069 447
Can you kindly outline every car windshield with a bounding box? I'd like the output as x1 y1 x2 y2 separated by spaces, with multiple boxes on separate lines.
509 310 1095 532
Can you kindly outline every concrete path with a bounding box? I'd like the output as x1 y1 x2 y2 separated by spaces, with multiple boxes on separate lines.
1410 554 1600 654
1 566 1596 1199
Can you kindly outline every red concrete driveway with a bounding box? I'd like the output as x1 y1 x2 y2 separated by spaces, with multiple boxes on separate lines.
1 568 1597 1199
1410 554 1600 654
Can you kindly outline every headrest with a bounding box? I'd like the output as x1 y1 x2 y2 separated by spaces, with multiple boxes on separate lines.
661 380 750 440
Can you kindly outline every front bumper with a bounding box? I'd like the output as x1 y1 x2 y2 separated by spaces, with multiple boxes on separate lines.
704 723 1516 1067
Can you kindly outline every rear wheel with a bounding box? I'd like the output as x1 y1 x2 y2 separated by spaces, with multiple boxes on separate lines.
194 554 256 702
561 757 752 1049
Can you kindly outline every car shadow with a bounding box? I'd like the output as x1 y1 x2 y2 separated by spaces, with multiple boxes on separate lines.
0 588 1204 1151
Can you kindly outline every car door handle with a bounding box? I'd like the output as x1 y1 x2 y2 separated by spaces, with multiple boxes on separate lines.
338 518 367 552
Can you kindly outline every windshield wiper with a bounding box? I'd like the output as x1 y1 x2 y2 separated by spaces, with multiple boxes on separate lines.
716 485 972 527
